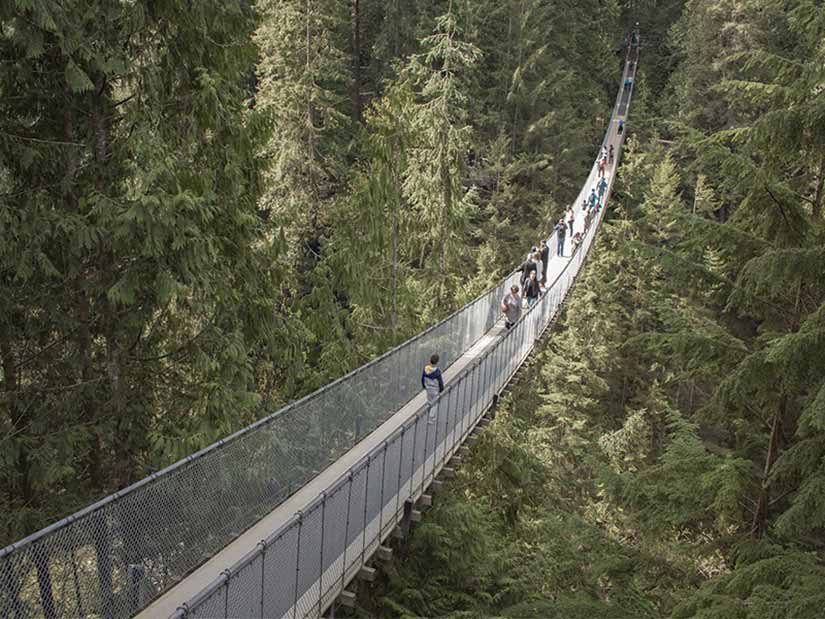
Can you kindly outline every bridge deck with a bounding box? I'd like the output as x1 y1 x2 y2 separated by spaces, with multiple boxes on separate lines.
140 41 637 619
139 156 619 619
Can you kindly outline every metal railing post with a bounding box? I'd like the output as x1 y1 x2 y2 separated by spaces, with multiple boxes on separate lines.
292 514 303 619
395 427 405 526
259 542 267 619
409 414 419 497
421 408 431 490
431 398 441 474
223 570 230 619
377 443 388 538
318 493 326 615
360 457 370 566
341 471 353 590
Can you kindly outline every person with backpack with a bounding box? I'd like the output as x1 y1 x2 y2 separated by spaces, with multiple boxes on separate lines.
566 206 575 236
618 119 625 135
588 187 599 210
597 177 608 204
421 354 444 423
524 270 541 307
539 240 550 284
553 218 567 257
598 157 607 178
501 284 522 329
520 253 537 289
608 144 615 165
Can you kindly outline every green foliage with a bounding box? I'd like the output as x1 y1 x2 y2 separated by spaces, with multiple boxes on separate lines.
0 0 292 544
9 2 825 618
672 542 825 619
357 3 825 616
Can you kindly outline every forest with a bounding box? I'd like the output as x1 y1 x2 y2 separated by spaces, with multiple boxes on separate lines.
1 0 824 617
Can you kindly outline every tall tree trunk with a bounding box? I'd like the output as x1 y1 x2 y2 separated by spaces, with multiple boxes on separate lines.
438 126 452 311
511 0 525 153
813 153 824 220
305 0 320 229
350 0 362 123
62 90 78 209
751 396 785 538
393 0 400 56
391 158 399 340
76 82 112 492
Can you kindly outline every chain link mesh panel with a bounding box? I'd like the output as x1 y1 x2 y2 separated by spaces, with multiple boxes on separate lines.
0 256 522 619
182 159 618 619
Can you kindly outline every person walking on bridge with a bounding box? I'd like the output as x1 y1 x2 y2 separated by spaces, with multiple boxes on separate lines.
566 206 575 236
422 354 444 423
533 250 543 285
501 285 522 329
520 252 537 289
524 270 541 307
608 144 615 165
597 177 608 206
539 240 549 285
588 187 599 210
554 218 567 257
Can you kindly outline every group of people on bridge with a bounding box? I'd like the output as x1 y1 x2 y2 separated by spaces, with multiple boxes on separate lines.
500 142 614 330
420 139 617 417
417 20 640 416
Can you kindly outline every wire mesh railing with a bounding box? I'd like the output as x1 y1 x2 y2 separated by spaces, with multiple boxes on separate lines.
176 220 589 619
172 37 640 619
0 271 526 619
0 34 639 619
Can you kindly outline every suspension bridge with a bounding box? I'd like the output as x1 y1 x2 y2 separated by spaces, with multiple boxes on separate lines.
0 35 640 619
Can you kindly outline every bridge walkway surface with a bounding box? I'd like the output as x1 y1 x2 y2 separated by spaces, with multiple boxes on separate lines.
140 131 604 619
156 42 640 619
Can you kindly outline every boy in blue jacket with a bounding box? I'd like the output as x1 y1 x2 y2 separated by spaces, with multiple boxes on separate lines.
422 354 445 423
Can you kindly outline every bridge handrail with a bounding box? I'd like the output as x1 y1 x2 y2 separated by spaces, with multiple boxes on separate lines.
174 36 640 619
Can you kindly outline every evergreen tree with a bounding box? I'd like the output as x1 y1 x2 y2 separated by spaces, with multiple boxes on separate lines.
401 4 481 313
0 0 290 544
255 0 351 264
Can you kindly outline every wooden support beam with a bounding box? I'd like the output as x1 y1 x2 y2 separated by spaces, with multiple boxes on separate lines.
392 527 405 540
410 510 422 523
339 590 357 608
441 467 455 479
359 566 376 582
430 480 444 493
377 545 393 561
419 494 432 507
458 446 470 457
